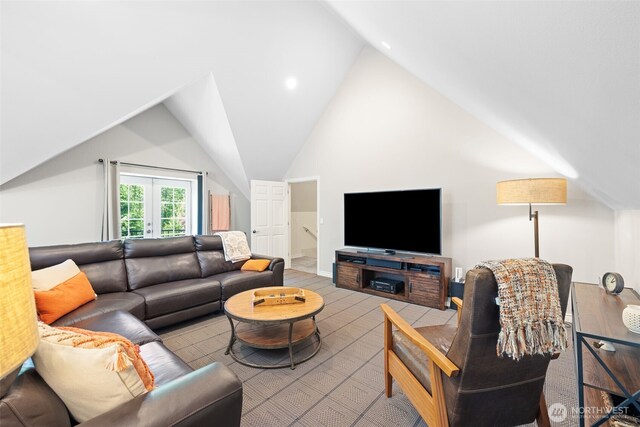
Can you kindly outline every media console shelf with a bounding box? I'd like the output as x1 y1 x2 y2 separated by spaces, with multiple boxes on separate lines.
335 249 452 310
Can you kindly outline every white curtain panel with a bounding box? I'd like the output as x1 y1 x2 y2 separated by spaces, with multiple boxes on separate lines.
101 159 121 241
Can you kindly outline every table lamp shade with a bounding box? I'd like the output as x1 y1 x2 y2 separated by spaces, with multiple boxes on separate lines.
0 224 39 378
497 178 567 205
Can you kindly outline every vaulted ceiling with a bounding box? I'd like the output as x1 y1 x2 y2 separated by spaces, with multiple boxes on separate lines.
2 1 638 209
327 0 640 209
0 1 364 193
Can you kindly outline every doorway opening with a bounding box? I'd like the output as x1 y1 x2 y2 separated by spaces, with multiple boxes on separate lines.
289 179 318 275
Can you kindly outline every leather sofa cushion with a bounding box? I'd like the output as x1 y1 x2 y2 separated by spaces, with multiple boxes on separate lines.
194 235 224 251
197 250 244 278
126 253 201 290
62 310 160 346
0 364 71 427
145 301 221 330
52 292 145 327
30 241 128 293
30 240 124 268
391 324 457 393
133 278 221 318
217 270 274 300
124 236 195 258
139 342 193 387
77 260 128 294
195 234 244 277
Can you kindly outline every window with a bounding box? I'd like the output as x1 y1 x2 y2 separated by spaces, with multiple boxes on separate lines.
120 182 145 239
120 175 197 239
159 185 188 237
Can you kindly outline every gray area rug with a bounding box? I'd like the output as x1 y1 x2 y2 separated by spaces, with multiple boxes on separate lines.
159 270 577 426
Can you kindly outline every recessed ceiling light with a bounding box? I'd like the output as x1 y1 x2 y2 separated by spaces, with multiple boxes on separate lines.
381 41 391 50
285 77 297 90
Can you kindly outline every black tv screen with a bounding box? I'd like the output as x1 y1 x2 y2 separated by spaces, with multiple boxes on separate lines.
344 188 442 255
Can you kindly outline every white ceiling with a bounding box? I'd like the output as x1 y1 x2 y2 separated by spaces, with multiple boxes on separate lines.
327 0 640 209
0 1 363 187
2 1 638 209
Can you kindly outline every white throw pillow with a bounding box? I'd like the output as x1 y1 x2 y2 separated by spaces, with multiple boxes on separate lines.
33 323 153 423
32 259 81 291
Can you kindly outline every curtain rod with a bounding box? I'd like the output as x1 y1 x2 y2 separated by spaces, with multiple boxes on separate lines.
98 159 204 175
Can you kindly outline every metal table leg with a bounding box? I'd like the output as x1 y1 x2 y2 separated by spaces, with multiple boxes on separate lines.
288 322 295 369
576 327 585 426
225 316 236 355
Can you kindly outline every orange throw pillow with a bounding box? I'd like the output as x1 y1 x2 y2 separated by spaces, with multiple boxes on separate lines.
241 259 271 272
34 272 97 324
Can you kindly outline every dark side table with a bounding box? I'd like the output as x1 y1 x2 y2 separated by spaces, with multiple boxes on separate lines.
572 282 640 426
449 280 464 309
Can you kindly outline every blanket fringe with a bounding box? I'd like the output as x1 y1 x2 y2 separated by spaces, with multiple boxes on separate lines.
497 321 567 360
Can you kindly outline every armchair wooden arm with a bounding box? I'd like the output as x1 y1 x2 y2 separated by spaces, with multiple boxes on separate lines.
381 303 459 377
381 303 459 427
451 297 463 325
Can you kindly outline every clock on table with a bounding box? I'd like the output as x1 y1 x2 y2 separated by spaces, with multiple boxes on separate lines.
602 272 624 295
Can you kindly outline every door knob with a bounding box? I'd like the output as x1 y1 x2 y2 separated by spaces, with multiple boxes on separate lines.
252 230 257 234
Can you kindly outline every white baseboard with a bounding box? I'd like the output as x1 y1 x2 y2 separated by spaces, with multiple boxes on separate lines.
318 270 331 278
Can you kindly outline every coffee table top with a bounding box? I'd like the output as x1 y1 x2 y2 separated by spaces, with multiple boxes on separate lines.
224 286 324 324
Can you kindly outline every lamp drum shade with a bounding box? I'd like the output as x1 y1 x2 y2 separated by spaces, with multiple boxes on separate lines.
0 224 39 378
496 178 567 205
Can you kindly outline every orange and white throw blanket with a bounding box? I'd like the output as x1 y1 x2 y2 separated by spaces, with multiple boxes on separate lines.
475 258 568 361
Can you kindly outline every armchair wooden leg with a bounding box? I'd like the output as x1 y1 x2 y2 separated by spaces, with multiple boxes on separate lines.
536 392 551 427
430 362 449 427
384 314 392 397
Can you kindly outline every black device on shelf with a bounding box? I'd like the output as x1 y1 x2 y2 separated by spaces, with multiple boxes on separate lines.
370 277 404 294
366 258 402 270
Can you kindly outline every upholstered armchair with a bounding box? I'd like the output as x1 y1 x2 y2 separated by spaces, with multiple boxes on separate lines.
381 264 572 427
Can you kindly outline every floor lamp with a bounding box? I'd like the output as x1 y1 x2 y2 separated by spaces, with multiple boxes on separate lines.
0 224 40 397
496 178 567 258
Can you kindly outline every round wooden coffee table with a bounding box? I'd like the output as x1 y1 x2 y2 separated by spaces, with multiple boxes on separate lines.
224 286 324 369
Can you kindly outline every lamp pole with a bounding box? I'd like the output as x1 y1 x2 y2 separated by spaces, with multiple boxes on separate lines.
529 203 539 258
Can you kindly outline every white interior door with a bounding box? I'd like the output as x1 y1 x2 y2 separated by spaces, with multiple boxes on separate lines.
251 180 289 267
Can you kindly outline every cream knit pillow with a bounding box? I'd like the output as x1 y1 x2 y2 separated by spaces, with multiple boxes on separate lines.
31 259 81 291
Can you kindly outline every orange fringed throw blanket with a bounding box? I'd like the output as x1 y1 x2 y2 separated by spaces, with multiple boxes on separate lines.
475 258 568 361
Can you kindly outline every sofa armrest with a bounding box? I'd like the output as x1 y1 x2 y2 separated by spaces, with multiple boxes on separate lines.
79 363 242 427
251 253 284 286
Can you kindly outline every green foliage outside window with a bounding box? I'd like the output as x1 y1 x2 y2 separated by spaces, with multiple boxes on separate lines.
160 186 187 237
120 183 145 239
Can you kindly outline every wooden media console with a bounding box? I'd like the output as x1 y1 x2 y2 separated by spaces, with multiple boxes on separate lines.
334 249 452 310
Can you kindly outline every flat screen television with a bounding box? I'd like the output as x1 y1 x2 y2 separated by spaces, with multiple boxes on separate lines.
344 188 441 255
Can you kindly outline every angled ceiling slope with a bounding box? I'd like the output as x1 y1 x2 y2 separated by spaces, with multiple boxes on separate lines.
328 0 640 209
164 73 250 198
1 1 364 187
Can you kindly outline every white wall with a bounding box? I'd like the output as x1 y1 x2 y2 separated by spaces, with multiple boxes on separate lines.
0 104 250 246
290 181 317 259
615 211 640 293
285 47 615 282
291 213 317 258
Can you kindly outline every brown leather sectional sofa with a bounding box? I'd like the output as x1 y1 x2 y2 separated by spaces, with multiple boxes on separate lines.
0 235 284 426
